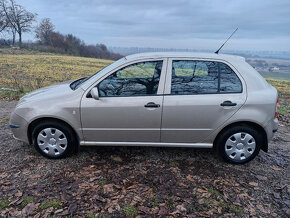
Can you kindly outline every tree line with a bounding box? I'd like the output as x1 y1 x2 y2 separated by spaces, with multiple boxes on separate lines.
0 0 122 60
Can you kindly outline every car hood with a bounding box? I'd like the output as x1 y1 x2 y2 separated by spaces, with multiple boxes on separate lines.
17 80 73 106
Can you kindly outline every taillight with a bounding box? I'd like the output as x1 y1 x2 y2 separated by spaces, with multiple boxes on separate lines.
274 97 279 119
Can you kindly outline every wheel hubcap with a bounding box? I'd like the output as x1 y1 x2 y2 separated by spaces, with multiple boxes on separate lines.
225 132 256 161
37 128 67 156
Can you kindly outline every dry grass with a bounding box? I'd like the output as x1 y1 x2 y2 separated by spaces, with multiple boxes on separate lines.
0 54 112 91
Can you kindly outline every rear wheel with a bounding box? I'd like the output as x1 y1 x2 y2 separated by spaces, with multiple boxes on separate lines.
216 126 262 164
32 121 77 159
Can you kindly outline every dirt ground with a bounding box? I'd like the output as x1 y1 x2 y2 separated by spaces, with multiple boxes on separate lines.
0 101 289 217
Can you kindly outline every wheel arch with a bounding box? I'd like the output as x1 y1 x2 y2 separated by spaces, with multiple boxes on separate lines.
27 117 80 147
213 121 268 152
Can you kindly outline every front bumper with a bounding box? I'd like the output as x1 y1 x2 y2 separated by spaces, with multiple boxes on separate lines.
9 112 29 144
264 118 278 142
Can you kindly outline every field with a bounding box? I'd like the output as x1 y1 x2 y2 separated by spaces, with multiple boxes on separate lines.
0 53 289 118
0 54 113 99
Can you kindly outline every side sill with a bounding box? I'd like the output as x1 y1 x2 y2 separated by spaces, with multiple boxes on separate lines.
80 141 213 148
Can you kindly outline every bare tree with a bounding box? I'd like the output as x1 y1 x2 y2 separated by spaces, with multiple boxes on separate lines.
0 0 36 45
0 4 8 33
7 22 16 44
35 18 54 45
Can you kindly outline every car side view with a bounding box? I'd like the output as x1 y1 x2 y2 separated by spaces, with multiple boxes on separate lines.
9 52 279 164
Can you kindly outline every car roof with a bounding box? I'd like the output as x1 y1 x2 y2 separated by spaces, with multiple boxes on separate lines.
124 52 246 63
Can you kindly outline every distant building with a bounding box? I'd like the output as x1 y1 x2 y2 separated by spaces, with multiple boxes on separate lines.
269 66 280 72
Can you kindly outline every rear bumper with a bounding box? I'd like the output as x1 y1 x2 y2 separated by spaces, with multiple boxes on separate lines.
9 112 29 144
264 118 278 142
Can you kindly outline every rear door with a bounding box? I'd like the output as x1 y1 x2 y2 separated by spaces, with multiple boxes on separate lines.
161 58 247 143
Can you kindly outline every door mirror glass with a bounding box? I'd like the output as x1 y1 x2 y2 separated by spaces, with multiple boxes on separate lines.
91 87 99 100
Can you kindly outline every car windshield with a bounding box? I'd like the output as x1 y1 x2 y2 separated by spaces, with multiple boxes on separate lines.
70 57 126 90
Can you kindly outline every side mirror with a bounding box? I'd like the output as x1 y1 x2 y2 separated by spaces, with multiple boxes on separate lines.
91 87 99 100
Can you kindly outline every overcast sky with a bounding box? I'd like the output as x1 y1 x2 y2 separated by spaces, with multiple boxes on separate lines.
18 0 290 51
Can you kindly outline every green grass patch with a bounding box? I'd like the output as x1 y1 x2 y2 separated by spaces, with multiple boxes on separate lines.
0 198 10 209
195 189 244 215
278 105 290 116
208 188 220 196
85 212 95 218
149 196 160 208
166 197 174 209
20 196 34 208
0 117 9 124
39 200 63 210
230 204 243 215
0 89 30 100
123 205 138 216
204 199 215 208
98 180 107 187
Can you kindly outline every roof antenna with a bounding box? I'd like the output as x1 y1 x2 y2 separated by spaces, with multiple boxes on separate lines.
215 28 238 54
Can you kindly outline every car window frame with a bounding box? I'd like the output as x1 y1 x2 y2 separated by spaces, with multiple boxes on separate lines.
85 58 168 98
164 58 245 96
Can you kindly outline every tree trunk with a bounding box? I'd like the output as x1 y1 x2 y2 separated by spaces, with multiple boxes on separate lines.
18 31 22 46
12 31 16 45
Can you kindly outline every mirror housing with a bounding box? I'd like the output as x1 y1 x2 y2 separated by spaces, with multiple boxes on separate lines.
91 87 99 100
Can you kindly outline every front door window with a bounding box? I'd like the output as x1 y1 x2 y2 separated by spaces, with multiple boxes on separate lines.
98 61 163 97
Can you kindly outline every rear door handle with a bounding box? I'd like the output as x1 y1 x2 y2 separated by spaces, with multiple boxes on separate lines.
144 102 160 108
220 101 237 107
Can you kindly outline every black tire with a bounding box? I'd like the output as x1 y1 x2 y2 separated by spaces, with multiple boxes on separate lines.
32 120 77 159
216 125 262 164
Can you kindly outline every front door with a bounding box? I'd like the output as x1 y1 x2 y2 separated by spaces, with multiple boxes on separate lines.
81 60 165 143
161 59 247 143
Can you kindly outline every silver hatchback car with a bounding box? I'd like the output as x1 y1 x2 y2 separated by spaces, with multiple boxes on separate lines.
9 52 279 164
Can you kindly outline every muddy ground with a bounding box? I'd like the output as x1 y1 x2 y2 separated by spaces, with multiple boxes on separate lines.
0 101 289 217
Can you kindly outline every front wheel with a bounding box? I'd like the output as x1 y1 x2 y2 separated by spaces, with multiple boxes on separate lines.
216 126 262 164
32 121 77 159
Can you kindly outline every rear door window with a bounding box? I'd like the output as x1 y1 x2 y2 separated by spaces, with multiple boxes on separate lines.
171 60 242 95
171 60 219 95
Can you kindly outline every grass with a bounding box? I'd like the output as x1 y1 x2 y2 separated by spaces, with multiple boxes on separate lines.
195 188 244 215
267 79 290 117
230 204 243 215
122 205 138 216
166 197 175 209
0 117 9 124
0 198 10 209
20 196 34 208
278 105 290 116
98 180 107 187
266 79 290 94
150 196 160 207
85 212 95 218
0 54 112 99
39 200 63 210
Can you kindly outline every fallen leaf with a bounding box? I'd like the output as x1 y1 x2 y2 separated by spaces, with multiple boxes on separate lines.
103 184 114 194
21 203 39 217
249 182 258 187
270 166 282 171
176 204 187 212
111 156 123 162
158 206 167 215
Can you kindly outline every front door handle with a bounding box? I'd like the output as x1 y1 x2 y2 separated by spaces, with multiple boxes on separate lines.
220 101 237 107
144 102 160 108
